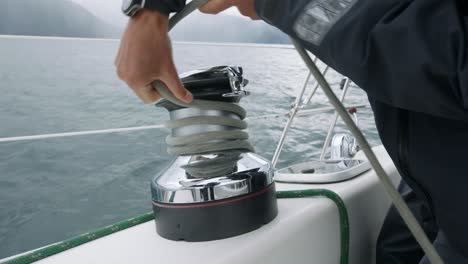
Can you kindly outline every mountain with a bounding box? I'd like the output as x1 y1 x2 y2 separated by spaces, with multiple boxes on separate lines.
0 0 119 38
169 12 290 44
70 0 129 29
70 0 289 44
0 0 288 44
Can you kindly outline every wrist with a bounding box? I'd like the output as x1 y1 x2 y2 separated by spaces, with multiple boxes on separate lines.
132 9 169 29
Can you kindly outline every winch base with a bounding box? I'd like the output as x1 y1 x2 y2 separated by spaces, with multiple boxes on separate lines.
152 183 278 242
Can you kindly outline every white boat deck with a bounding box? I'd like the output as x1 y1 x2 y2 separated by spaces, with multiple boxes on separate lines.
2 146 400 264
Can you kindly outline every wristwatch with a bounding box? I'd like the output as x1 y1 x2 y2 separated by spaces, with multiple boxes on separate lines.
122 0 147 17
122 0 168 17
122 0 186 17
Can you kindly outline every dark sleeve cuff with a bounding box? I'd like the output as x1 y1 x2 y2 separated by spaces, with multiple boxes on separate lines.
145 0 187 15
254 0 310 34
254 0 272 25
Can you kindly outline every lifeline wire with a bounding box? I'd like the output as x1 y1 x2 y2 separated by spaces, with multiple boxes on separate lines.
0 125 165 143
0 105 366 143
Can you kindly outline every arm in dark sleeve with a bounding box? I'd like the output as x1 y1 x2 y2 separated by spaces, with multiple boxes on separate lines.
147 0 186 14
255 0 468 121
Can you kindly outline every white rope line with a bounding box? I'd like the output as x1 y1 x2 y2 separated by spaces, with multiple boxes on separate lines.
0 105 367 143
0 125 164 143
246 104 366 120
0 35 294 50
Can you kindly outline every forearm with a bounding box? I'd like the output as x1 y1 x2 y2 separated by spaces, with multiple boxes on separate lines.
116 1 193 104
254 0 468 121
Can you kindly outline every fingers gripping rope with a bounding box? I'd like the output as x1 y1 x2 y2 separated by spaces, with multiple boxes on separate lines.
153 81 255 179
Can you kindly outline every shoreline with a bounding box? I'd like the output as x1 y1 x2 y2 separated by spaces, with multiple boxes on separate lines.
0 34 294 49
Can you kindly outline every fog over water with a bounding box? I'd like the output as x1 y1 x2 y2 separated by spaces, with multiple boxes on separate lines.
2 0 288 44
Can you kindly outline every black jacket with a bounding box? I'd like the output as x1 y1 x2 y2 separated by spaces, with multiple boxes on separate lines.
253 0 468 256
158 0 468 257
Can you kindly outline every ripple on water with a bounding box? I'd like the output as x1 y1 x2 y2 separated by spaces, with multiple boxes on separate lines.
0 39 380 258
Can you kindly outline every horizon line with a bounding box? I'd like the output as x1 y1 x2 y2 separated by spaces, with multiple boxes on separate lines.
0 34 294 49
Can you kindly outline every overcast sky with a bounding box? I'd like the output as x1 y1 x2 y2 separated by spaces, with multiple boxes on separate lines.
70 0 242 28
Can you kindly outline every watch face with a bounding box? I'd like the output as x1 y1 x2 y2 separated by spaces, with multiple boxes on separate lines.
122 0 133 12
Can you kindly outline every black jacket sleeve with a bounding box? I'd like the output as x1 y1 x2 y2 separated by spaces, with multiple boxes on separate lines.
147 0 186 14
254 0 468 122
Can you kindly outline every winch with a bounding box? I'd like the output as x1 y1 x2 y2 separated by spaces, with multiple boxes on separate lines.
151 66 278 242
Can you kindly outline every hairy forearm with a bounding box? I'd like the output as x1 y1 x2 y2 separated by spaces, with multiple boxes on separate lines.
132 9 169 28
115 3 193 103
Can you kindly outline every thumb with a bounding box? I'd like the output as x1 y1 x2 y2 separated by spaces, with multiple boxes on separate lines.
159 68 193 104
199 0 235 14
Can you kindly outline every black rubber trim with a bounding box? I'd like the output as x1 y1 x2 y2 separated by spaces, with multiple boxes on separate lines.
152 183 278 241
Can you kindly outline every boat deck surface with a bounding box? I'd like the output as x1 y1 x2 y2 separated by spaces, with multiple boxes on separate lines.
2 146 400 264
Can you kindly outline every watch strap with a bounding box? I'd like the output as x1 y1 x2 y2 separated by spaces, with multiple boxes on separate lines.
144 0 187 15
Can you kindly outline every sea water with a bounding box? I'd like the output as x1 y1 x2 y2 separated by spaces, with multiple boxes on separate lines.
0 36 380 258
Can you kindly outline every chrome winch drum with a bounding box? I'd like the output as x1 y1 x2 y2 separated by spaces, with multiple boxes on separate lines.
151 66 278 242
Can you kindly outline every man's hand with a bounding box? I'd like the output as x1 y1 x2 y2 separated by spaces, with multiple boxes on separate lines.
199 0 259 20
115 10 193 103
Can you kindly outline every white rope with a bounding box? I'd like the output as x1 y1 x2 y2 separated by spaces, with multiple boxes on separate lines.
292 39 444 263
0 125 164 143
0 105 366 144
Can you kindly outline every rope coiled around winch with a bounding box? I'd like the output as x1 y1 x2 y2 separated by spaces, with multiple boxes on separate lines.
153 81 255 179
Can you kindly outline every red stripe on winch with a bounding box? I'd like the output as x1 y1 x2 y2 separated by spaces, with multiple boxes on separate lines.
153 184 274 209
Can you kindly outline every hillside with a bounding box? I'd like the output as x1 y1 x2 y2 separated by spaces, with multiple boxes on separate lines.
71 0 289 44
169 12 290 44
0 0 119 38
0 0 288 44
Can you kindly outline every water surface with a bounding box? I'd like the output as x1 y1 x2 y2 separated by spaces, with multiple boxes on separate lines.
0 37 380 258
